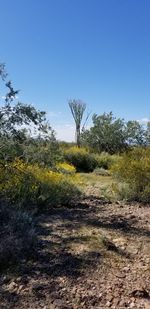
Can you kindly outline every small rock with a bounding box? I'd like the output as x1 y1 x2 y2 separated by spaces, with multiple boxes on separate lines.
52 299 65 307
127 246 138 255
119 299 126 307
7 281 18 291
115 273 126 278
122 266 130 272
130 215 136 219
2 275 11 284
129 301 135 308
120 246 126 250
106 301 112 307
32 283 45 293
14 277 22 283
17 285 24 293
48 305 55 309
113 298 120 306
107 295 113 302
20 275 29 284
130 288 149 298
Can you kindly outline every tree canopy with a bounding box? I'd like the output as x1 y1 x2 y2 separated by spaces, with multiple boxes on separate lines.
0 63 56 162
81 112 149 153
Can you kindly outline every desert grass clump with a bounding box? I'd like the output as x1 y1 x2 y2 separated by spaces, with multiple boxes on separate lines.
0 201 37 271
93 167 111 176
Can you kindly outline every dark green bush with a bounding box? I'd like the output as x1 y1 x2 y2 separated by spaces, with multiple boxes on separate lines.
23 139 63 168
94 152 119 169
64 147 119 172
64 146 97 172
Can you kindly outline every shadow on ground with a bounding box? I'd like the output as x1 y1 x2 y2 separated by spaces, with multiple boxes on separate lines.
21 196 149 280
0 196 149 308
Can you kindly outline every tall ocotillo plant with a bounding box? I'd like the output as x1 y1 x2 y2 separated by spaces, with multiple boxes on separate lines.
68 99 86 147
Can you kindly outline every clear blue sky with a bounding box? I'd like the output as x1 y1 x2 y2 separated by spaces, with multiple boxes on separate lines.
0 0 150 141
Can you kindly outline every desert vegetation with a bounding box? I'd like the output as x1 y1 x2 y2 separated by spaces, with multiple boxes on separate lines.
0 64 150 308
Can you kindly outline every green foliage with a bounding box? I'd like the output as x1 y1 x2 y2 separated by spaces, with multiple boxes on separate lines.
0 101 54 141
64 146 97 172
63 147 119 172
141 183 150 202
22 138 62 168
112 147 150 202
0 63 56 165
0 63 7 80
111 182 135 201
0 64 50 140
58 141 76 151
93 152 119 169
146 122 150 146
0 134 61 168
81 112 127 154
81 112 150 153
126 120 146 145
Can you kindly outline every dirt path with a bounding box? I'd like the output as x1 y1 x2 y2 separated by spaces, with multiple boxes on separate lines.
0 197 150 308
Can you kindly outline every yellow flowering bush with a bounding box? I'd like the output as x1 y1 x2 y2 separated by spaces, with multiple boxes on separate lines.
111 147 150 202
0 159 81 209
0 160 38 208
56 162 76 174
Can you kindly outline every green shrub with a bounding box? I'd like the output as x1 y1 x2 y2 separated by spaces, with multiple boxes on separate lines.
64 146 97 172
63 147 120 172
23 139 63 168
111 182 135 201
141 184 150 202
94 152 120 170
112 147 150 202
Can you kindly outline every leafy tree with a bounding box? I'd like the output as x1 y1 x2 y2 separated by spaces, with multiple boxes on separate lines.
0 63 7 81
68 99 86 147
81 112 127 154
126 120 146 146
0 63 55 161
145 121 150 146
